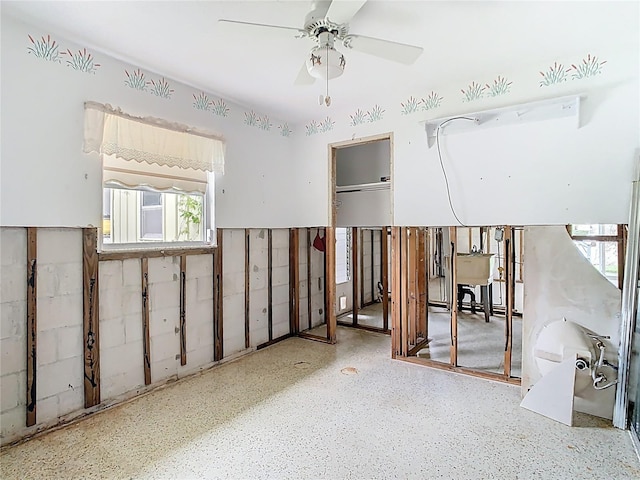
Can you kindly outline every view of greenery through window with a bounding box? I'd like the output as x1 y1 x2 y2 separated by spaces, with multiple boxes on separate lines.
571 224 619 286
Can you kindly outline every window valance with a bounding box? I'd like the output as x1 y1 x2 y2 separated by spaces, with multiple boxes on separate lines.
83 101 225 174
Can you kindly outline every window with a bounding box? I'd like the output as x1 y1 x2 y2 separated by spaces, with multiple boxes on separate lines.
336 227 351 284
569 224 625 288
84 102 224 248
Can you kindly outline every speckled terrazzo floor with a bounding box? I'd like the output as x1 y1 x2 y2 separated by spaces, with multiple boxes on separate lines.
1 327 638 479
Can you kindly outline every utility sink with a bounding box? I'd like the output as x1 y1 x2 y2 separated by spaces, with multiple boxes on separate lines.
455 253 495 285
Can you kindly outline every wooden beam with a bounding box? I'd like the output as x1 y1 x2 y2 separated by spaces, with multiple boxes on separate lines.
298 331 332 344
82 228 100 408
99 246 216 261
337 320 390 335
351 227 359 326
618 224 626 290
141 258 151 385
257 333 294 350
26 228 37 427
400 228 409 357
268 229 273 342
325 226 337 344
289 229 300 335
370 229 375 304
245 229 251 349
504 226 514 378
307 228 312 330
381 227 389 331
449 227 458 367
390 227 401 358
213 230 224 362
179 255 187 366
400 356 521 386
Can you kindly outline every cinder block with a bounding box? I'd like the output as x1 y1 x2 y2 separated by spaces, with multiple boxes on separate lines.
187 302 213 329
57 325 83 361
222 271 245 296
250 269 266 291
149 307 179 336
0 373 19 411
0 337 25 376
150 355 177 384
36 395 59 423
1 301 26 340
57 387 83 416
223 293 244 336
37 229 82 265
0 228 26 267
149 281 179 311
179 345 213 372
272 266 289 287
101 342 142 380
1 264 27 303
122 259 141 287
38 294 83 331
99 318 125 350
150 331 178 362
124 314 143 344
37 328 58 366
1 406 25 441
195 276 214 301
223 230 246 264
271 230 289 249
99 260 124 293
186 255 213 280
195 321 214 347
148 257 180 284
121 285 143 317
37 357 82 400
223 333 245 358
274 248 290 268
272 284 289 306
251 325 269 347
37 262 83 298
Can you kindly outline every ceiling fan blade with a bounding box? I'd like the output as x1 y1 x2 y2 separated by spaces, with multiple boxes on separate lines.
343 34 423 64
294 62 315 85
218 19 307 38
325 0 367 25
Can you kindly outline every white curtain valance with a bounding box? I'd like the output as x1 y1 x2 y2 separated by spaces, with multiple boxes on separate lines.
83 101 225 174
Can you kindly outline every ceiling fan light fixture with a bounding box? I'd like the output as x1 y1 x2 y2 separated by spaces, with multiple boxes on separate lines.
305 45 346 80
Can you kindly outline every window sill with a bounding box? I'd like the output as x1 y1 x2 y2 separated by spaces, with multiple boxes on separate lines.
98 243 216 261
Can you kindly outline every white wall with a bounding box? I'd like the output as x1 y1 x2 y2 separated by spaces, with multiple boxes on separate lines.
523 226 621 419
292 47 639 227
0 14 296 229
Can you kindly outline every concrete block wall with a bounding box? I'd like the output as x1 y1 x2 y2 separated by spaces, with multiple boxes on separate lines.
1 228 27 443
362 230 374 304
249 229 269 346
271 229 290 339
222 229 246 356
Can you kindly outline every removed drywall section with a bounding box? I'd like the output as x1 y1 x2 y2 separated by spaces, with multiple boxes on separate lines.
0 228 27 442
523 225 621 419
222 229 246 356
249 229 269 346
271 229 290 339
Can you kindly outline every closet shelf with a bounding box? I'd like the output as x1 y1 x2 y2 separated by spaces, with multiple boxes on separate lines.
336 181 391 193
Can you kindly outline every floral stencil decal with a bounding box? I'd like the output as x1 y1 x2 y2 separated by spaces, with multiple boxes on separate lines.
63 48 101 73
27 34 61 63
570 54 606 80
193 92 212 110
539 62 570 87
125 69 148 91
320 116 335 133
401 96 421 115
367 105 385 122
421 92 443 111
211 99 230 117
350 109 367 126
305 120 320 136
149 77 174 99
461 82 485 102
485 76 512 97
257 115 272 131
244 110 258 127
279 124 293 137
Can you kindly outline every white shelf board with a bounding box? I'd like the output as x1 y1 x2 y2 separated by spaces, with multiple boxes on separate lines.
336 181 391 193
422 94 583 148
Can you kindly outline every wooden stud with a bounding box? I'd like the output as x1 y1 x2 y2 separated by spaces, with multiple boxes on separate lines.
337 320 390 335
360 229 365 308
417 228 428 340
370 229 375 304
213 230 224 361
26 228 37 427
400 228 409 356
381 227 389 332
82 228 100 408
325 226 337 344
390 227 401 358
618 224 626 290
257 333 294 350
449 227 458 367
351 227 359 325
400 356 521 386
504 227 514 378
297 331 332 344
267 229 273 341
141 257 151 385
289 229 300 335
307 228 312 330
245 229 251 349
179 256 187 366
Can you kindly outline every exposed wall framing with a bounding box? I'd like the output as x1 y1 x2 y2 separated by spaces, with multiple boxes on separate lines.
82 228 100 408
25 228 37 427
213 230 223 361
179 255 187 366
141 257 152 385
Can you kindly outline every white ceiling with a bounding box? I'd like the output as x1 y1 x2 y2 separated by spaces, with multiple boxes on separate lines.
3 1 638 123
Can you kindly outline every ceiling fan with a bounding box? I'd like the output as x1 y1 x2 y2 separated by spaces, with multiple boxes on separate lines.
219 0 424 96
